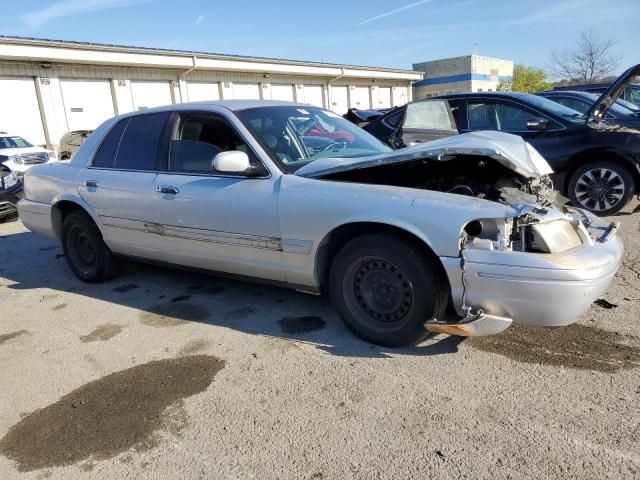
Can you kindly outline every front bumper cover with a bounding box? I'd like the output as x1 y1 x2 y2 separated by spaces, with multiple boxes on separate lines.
441 212 624 330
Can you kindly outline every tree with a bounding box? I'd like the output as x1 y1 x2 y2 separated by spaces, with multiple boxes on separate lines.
501 64 552 93
548 30 621 84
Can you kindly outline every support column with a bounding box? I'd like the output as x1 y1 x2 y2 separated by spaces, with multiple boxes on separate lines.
35 76 67 149
220 81 234 99
111 79 134 114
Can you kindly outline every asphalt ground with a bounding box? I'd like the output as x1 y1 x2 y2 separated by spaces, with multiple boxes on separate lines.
0 200 639 479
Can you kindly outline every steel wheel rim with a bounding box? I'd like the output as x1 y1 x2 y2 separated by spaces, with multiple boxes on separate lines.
574 168 625 211
352 257 413 323
69 225 97 272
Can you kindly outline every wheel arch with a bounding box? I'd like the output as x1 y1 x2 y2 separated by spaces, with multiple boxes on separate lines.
314 221 449 293
563 147 640 194
51 196 101 240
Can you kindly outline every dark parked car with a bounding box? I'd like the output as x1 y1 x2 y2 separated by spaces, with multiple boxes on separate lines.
363 100 459 149
431 65 640 215
553 82 640 107
537 90 640 129
0 165 22 220
343 108 387 127
58 130 92 160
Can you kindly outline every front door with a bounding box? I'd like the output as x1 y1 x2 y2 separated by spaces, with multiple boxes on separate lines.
462 99 561 158
148 110 285 282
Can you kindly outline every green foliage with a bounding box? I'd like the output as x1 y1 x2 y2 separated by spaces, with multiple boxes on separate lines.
510 64 552 93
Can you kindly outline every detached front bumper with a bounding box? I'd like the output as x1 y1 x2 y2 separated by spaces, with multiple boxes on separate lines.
441 215 624 329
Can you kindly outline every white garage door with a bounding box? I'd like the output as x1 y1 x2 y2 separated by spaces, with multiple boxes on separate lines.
0 77 46 146
393 87 409 107
233 83 261 100
329 86 348 114
270 84 294 101
377 87 392 108
302 85 324 108
351 87 371 109
60 79 115 131
186 82 220 102
131 81 173 110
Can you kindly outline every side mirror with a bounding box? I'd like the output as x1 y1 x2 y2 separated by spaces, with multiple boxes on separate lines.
212 150 250 174
526 118 549 131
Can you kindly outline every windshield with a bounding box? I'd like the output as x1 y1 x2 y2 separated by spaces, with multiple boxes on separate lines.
520 95 585 123
236 106 391 173
0 136 33 149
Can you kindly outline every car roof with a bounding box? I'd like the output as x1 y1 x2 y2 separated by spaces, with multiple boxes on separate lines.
118 100 312 117
437 92 534 101
537 90 598 98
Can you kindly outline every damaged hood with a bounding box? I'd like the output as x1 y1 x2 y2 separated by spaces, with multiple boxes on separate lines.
585 64 640 123
294 130 553 179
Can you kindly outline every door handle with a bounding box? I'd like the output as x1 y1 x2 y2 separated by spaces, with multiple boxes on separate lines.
156 185 179 195
408 140 422 146
84 180 98 188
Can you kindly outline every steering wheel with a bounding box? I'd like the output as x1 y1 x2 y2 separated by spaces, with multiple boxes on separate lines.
322 141 348 152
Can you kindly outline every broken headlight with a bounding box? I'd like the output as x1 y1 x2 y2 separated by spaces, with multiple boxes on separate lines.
520 219 583 253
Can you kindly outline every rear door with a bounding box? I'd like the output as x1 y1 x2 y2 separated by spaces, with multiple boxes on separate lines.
77 112 172 256
395 100 459 147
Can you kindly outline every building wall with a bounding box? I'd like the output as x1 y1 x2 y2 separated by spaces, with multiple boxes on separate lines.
0 39 419 149
412 55 513 100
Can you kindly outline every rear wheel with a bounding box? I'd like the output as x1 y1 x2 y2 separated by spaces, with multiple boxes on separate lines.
61 211 117 282
329 233 447 347
568 161 635 215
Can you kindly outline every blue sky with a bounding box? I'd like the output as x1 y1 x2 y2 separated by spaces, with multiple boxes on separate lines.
3 0 639 76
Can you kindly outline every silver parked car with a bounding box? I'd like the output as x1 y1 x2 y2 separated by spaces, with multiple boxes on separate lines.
18 101 623 346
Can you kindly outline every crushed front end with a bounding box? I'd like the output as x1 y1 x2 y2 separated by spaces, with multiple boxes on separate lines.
434 205 623 336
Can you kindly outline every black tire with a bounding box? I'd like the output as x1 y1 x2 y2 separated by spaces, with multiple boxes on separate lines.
568 161 635 216
329 233 447 347
61 211 117 282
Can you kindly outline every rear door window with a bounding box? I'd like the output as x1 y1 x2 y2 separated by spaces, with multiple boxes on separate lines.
93 119 128 168
115 113 169 170
403 100 457 131
92 113 169 170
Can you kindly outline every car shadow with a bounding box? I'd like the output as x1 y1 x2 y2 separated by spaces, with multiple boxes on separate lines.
0 229 465 359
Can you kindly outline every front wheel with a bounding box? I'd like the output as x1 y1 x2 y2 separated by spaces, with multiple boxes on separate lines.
329 233 448 347
568 161 635 215
61 211 117 282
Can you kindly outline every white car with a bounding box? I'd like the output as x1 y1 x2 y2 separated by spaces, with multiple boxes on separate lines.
0 133 55 176
17 101 623 347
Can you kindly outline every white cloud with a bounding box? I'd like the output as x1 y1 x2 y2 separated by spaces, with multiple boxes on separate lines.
358 0 435 26
196 13 206 24
22 0 151 29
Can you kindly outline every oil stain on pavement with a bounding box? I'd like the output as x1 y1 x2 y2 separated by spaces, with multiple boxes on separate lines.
468 324 640 372
0 330 28 346
277 316 326 334
177 339 211 356
0 355 225 472
139 302 210 327
111 283 140 293
79 324 124 343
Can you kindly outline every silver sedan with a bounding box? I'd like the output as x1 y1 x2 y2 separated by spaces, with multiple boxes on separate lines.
18 101 623 346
